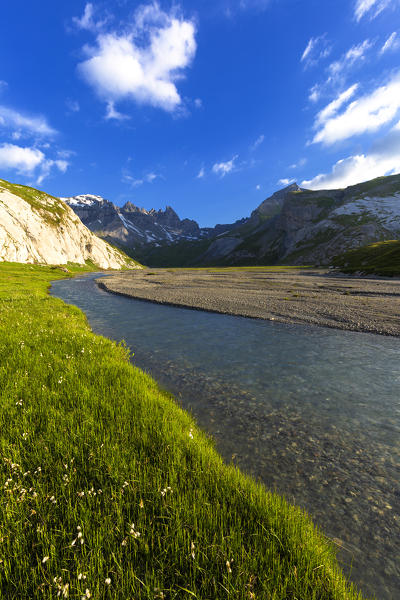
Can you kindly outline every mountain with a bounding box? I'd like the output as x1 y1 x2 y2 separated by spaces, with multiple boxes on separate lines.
62 194 208 250
65 173 400 267
0 179 141 269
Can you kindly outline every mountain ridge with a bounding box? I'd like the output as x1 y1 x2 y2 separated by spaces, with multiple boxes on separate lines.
64 173 400 267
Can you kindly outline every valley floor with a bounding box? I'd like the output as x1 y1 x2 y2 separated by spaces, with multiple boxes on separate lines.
98 267 400 337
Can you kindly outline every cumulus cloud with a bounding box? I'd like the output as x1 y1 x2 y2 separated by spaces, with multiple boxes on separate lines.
380 31 400 54
311 72 400 145
212 155 238 177
301 35 331 68
0 143 68 184
354 0 393 21
302 152 400 189
0 105 56 137
302 120 400 189
77 3 197 114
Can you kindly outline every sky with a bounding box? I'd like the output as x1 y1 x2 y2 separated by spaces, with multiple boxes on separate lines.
1 0 400 226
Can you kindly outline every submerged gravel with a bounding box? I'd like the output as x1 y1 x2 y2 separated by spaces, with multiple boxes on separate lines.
97 267 400 337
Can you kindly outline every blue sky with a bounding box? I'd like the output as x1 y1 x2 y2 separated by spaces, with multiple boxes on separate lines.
1 0 400 226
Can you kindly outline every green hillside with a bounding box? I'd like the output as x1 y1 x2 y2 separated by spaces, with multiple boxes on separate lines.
332 240 400 276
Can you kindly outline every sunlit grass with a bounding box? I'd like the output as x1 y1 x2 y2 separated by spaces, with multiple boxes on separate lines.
0 262 366 599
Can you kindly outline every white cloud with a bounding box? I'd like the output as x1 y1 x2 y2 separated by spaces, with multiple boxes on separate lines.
301 35 331 68
197 166 205 178
0 143 68 184
212 155 238 177
278 178 295 186
354 0 393 21
302 120 400 189
250 134 264 151
194 98 203 109
302 152 400 189
311 72 400 145
315 84 359 126
0 144 44 172
256 184 261 190
0 105 56 136
380 31 400 54
78 3 197 114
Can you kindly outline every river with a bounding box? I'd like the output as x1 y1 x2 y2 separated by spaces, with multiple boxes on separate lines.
51 273 400 599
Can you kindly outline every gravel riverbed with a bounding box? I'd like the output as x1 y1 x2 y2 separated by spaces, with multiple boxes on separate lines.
97 267 400 337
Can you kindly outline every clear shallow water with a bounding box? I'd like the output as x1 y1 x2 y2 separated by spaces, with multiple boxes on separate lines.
51 274 400 599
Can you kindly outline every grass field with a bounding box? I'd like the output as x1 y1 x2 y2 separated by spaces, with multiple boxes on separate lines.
0 262 366 599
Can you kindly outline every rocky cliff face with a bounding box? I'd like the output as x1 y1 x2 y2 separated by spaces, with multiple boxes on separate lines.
0 180 141 269
191 175 400 266
63 194 205 249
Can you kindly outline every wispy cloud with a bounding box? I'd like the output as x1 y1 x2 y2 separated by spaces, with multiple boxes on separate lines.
0 143 68 184
72 3 108 33
354 0 393 21
197 166 205 178
212 155 238 177
123 171 159 187
0 105 56 137
250 134 264 151
328 39 373 78
311 72 400 145
278 177 295 186
380 31 400 54
301 35 331 68
65 99 80 113
289 158 307 169
307 40 372 104
105 101 130 121
77 3 197 115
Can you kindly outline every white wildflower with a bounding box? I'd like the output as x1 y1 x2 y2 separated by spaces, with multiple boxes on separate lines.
188 429 194 439
78 573 86 581
191 541 195 559
42 556 50 563
105 578 111 585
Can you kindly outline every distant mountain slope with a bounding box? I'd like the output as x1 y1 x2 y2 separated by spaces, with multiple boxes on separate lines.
65 173 400 267
0 180 141 269
62 194 208 249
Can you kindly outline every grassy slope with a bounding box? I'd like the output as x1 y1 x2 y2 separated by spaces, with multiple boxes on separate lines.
0 179 67 226
0 263 366 600
332 240 400 275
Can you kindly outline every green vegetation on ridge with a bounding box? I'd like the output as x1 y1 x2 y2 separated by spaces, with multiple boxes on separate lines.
0 262 366 599
333 240 400 276
0 179 67 226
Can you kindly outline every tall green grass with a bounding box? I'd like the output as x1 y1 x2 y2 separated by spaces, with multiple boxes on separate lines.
0 263 366 599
